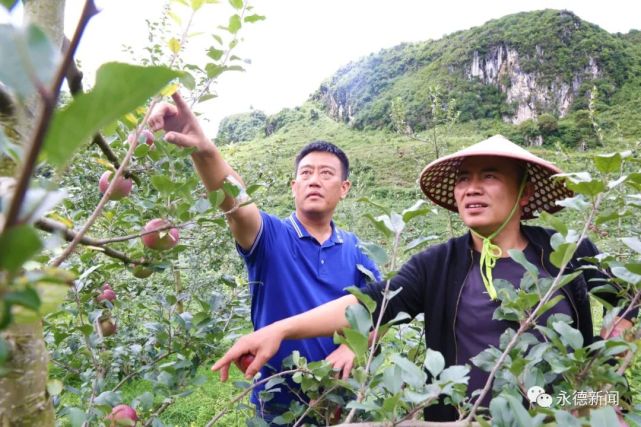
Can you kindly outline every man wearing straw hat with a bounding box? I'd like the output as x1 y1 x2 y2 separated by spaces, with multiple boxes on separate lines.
212 135 635 420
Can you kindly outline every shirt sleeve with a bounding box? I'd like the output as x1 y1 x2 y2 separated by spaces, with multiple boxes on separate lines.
362 253 426 325
236 211 280 266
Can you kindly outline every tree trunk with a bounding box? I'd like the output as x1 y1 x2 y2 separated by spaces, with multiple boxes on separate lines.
0 1 66 426
14 0 66 141
0 322 55 426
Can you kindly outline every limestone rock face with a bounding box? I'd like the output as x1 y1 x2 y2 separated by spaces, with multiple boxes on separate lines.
468 44 601 124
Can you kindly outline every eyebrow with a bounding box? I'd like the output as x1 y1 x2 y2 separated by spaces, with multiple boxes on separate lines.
298 164 337 171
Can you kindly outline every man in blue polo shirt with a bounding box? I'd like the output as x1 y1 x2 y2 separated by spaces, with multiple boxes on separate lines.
149 93 380 419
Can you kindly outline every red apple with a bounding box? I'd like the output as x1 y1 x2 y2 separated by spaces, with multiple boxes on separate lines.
107 404 138 426
141 219 179 251
238 354 255 373
131 264 153 279
97 289 116 303
127 129 155 147
99 171 133 200
98 318 117 337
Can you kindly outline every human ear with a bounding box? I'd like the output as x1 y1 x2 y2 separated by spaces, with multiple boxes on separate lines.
520 182 534 207
340 180 351 199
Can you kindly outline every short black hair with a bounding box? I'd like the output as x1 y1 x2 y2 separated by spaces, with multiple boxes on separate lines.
294 140 349 180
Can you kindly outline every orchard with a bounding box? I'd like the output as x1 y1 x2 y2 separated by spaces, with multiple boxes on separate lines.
1 1 641 427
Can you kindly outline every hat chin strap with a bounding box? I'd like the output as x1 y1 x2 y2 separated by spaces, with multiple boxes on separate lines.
469 173 528 300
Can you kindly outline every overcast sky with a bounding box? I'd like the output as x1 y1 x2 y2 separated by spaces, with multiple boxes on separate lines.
5 1 641 135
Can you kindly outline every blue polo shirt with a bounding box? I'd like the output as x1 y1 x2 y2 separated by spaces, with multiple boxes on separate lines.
239 211 381 412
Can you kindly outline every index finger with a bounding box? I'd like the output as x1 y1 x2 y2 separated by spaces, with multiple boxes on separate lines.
171 91 190 113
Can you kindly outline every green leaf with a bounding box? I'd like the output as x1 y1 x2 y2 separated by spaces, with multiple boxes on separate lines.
244 14 266 23
363 214 392 238
611 265 641 285
504 394 536 427
536 294 565 317
356 197 391 215
552 321 583 350
621 237 641 254
508 249 538 277
356 263 377 282
556 194 590 211
207 189 225 207
345 286 376 313
5 287 40 311
424 348 445 377
401 200 430 223
228 0 243 9
392 354 426 387
65 407 87 427
345 303 372 335
341 328 368 356
439 365 469 383
538 211 568 236
554 411 582 427
555 172 606 197
471 347 501 371
94 391 121 406
382 365 402 393
207 48 224 61
150 175 174 194
0 225 42 271
133 392 154 411
550 242 577 269
404 235 436 253
358 241 389 266
594 152 627 174
589 406 619 427
228 14 242 33
43 63 180 168
47 379 64 396
0 24 59 99
191 0 204 10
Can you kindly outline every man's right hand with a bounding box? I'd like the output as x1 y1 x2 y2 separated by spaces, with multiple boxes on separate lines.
211 324 285 381
148 91 211 152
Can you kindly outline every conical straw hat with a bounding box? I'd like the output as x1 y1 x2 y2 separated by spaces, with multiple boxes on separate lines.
418 135 573 220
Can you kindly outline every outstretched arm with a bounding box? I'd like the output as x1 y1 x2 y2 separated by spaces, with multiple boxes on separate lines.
212 295 357 380
148 92 260 250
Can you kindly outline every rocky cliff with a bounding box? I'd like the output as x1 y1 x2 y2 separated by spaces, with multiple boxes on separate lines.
313 10 640 131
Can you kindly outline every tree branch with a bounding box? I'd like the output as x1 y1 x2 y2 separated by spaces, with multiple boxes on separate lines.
35 217 146 265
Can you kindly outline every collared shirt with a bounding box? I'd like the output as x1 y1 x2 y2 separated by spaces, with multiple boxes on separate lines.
239 211 381 410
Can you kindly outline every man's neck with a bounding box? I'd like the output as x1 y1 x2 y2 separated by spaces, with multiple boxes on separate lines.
295 210 333 244
470 221 527 256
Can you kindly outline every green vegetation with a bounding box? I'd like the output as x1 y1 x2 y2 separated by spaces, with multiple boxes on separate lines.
217 110 267 145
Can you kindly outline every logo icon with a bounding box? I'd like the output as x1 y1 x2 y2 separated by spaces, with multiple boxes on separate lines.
527 386 552 408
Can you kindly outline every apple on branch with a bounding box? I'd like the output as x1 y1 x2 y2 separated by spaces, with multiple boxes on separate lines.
141 219 179 251
99 171 133 200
